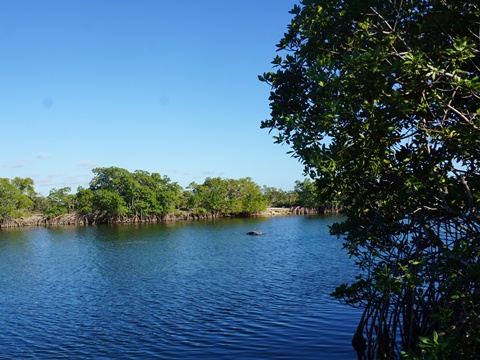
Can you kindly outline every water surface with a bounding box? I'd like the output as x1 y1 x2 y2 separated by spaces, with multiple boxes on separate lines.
0 216 361 359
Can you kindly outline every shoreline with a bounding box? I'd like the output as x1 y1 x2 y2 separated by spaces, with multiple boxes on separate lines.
0 207 329 229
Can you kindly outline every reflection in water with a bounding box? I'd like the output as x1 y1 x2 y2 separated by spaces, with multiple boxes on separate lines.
0 216 360 359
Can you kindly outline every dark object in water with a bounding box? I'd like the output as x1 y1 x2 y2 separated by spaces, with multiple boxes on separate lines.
247 230 263 236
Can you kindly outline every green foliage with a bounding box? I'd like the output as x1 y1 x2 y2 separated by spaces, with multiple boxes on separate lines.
88 167 182 217
188 177 268 215
177 190 192 211
0 178 34 221
131 170 182 216
32 195 48 213
262 185 297 207
402 331 449 360
230 177 268 214
191 207 209 216
11 177 35 200
294 179 319 208
261 0 480 358
0 169 281 221
44 187 74 218
93 188 128 217
75 186 95 214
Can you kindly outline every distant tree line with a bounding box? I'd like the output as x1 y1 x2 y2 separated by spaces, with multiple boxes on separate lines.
0 166 338 223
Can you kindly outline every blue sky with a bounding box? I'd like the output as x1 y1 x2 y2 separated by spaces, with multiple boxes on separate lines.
0 0 305 195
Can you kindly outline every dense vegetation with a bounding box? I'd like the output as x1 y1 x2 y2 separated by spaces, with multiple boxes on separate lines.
261 0 479 359
0 177 37 221
0 167 326 224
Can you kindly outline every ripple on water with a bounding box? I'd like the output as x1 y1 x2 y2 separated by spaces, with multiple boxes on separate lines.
0 217 361 359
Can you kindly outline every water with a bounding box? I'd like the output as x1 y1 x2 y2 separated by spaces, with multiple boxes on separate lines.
0 216 361 359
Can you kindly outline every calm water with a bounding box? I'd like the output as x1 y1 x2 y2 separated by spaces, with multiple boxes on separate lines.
0 216 361 359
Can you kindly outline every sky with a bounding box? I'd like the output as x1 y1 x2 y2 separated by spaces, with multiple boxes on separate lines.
0 0 306 195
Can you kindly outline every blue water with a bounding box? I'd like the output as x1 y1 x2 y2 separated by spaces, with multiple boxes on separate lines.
0 216 361 359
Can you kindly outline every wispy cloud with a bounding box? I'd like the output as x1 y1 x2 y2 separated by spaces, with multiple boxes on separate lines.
64 173 92 188
78 160 98 168
3 153 49 169
35 172 92 193
36 178 62 187
36 152 50 159
202 170 225 177
7 158 31 168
